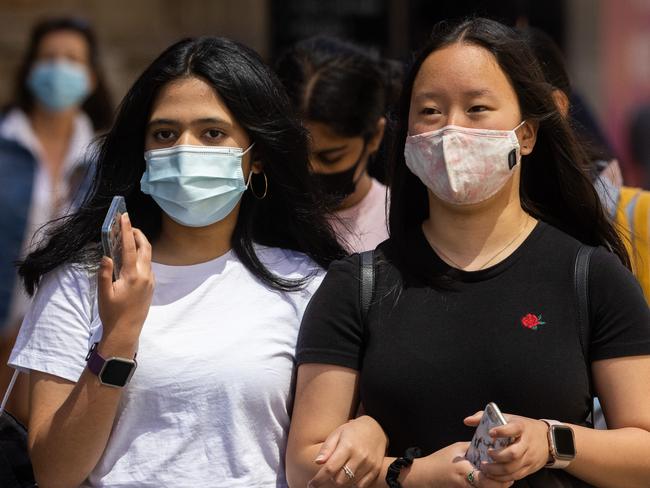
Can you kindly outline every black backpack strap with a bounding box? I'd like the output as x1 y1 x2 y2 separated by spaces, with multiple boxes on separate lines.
359 250 375 324
575 245 596 424
575 245 595 362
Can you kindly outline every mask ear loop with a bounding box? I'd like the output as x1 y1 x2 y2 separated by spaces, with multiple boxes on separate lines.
241 141 267 199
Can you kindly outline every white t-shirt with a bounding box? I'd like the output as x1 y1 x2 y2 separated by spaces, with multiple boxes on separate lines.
329 178 389 253
9 246 324 487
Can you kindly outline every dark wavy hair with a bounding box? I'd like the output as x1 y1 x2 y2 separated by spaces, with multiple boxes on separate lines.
19 37 346 294
518 26 614 167
8 16 113 131
388 18 630 282
275 36 403 184
276 36 401 138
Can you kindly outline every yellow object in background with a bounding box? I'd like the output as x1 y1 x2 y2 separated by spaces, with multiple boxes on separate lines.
616 187 650 304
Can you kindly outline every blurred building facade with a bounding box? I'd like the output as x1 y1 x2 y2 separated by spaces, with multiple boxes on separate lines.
1 0 648 184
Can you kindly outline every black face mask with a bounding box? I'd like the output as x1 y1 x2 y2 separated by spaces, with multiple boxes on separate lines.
313 142 367 205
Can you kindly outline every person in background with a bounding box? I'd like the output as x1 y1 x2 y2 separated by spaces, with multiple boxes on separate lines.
0 16 113 420
8 36 346 487
629 105 650 189
276 37 401 252
520 26 650 305
287 18 650 488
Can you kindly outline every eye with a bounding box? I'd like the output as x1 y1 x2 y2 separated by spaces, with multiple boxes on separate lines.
317 153 344 165
468 105 489 113
153 129 176 141
204 129 224 140
420 107 440 116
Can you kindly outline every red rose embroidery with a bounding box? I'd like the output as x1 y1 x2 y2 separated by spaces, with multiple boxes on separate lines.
521 313 546 330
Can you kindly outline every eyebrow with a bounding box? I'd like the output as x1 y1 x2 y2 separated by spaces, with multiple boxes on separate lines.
413 88 495 101
147 117 231 128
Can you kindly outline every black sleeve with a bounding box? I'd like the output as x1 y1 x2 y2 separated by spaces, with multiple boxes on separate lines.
296 254 364 370
589 247 650 361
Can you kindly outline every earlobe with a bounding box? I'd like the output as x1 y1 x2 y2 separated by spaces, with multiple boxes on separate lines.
368 117 387 153
251 159 264 174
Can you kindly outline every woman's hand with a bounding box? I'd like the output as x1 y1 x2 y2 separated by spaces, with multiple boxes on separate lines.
307 415 388 488
414 442 514 488
97 213 154 347
463 411 549 483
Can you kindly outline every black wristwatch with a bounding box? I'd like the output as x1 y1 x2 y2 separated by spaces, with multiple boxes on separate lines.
86 342 137 388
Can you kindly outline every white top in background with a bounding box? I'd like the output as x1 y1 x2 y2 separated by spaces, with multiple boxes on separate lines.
0 108 94 330
330 177 389 253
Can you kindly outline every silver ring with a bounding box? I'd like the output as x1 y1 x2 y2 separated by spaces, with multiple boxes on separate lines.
342 464 355 480
466 469 478 486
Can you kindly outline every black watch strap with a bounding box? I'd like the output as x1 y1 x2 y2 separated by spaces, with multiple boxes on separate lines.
386 447 421 488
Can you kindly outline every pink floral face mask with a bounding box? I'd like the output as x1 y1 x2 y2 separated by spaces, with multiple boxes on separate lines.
404 122 525 205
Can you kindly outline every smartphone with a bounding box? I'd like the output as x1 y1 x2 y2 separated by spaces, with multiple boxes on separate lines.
465 402 513 469
101 196 127 281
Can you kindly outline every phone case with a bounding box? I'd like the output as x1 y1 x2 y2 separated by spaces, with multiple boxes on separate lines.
101 196 127 281
465 402 513 469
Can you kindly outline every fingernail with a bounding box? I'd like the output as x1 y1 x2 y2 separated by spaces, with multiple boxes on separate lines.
314 454 325 462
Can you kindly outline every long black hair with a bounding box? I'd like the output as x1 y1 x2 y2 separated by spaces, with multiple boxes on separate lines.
518 26 615 166
19 37 346 294
388 18 630 281
275 36 403 182
9 16 113 131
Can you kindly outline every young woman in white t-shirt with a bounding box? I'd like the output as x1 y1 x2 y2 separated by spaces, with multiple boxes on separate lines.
276 37 402 252
8 37 347 487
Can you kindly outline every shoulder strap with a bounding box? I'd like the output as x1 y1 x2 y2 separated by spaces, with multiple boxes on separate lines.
575 245 596 425
359 250 375 324
574 245 595 363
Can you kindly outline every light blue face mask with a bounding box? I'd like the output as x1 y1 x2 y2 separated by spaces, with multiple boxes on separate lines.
141 144 255 228
27 60 90 111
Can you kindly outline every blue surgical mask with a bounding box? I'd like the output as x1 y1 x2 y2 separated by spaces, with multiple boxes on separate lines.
27 60 90 111
141 144 255 227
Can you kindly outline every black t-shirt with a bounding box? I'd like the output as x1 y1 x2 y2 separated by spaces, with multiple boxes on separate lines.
297 222 650 487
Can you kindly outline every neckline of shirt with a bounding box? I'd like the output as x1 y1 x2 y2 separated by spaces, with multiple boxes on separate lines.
411 220 547 283
151 249 236 280
0 108 94 173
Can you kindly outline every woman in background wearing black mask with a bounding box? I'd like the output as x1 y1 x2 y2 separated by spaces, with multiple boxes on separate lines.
276 37 401 252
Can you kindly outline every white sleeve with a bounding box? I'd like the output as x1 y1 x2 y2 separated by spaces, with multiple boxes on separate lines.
8 264 98 383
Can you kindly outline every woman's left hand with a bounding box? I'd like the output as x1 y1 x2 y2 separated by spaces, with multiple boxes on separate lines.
308 415 388 488
464 411 550 482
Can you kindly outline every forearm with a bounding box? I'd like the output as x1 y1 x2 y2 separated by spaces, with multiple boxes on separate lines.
287 445 434 488
30 339 136 488
565 425 650 488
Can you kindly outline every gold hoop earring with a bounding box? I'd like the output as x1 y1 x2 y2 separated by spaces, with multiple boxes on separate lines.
250 172 268 200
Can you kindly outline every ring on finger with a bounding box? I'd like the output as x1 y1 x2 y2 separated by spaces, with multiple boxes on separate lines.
466 469 478 486
342 464 355 480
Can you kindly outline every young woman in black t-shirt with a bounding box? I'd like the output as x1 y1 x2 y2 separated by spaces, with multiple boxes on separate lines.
286 18 650 488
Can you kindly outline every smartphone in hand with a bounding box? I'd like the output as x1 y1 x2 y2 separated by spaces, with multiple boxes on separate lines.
465 402 514 469
101 196 127 281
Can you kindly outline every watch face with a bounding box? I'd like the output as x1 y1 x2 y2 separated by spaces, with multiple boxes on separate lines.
553 426 576 458
101 359 135 387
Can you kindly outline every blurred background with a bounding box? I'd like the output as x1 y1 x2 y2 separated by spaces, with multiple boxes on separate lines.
1 0 648 185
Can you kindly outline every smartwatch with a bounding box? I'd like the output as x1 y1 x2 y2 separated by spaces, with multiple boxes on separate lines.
541 419 576 468
86 342 137 388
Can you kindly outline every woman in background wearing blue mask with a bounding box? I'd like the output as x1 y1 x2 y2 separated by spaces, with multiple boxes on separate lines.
7 37 346 487
276 37 401 253
0 17 112 423
287 18 650 488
